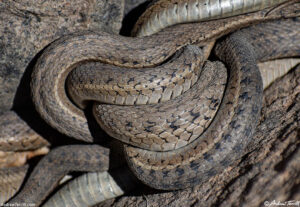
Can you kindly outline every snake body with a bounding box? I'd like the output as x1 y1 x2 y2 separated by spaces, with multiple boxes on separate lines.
42 171 124 207
30 0 299 189
31 1 299 143
8 145 109 206
66 45 209 108
69 47 224 152
123 17 300 189
10 17 300 204
132 0 289 36
258 58 300 88
0 111 49 152
6 0 300 205
67 13 300 153
0 165 28 205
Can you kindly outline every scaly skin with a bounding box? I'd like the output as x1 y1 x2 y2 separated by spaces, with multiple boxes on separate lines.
8 145 109 206
132 0 289 36
5 2 300 206
7 17 300 206
31 3 300 142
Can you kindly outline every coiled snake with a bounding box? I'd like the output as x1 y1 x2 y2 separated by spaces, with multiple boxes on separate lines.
6 0 300 206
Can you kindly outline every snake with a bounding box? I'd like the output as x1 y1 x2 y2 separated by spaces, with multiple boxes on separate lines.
2 60 300 205
0 110 50 204
0 165 28 205
5 0 300 205
30 0 299 142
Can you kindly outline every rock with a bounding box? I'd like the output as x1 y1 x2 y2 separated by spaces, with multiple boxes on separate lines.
0 0 124 114
124 0 148 15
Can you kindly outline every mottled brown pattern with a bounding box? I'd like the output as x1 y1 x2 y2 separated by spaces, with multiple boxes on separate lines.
124 31 263 189
93 60 225 151
100 62 300 207
0 111 49 152
26 2 299 191
31 4 300 144
3 1 300 206
12 19 299 205
67 45 208 107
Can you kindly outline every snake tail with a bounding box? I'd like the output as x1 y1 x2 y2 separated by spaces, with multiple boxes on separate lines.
42 167 139 207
